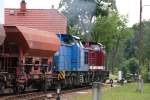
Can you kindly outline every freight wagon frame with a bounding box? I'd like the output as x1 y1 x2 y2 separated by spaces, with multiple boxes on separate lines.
0 25 60 93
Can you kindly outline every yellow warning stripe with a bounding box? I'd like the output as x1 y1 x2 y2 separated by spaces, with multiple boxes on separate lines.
58 71 65 80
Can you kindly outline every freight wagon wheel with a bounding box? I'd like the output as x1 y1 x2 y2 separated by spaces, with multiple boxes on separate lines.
45 80 51 90
36 79 46 91
42 79 52 91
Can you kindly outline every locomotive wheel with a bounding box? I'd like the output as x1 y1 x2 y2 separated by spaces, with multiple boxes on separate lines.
0 82 5 94
17 84 26 93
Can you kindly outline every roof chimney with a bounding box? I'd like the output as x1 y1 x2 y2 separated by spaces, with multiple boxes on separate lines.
20 0 26 12
51 5 54 9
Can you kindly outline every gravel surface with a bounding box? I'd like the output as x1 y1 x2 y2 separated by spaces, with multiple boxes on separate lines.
49 84 119 100
49 89 91 100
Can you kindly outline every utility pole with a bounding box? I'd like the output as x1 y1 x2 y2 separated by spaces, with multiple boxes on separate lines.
139 0 143 65
138 0 144 93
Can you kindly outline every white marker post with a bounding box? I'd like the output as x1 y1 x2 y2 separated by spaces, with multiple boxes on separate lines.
56 84 61 100
118 71 122 81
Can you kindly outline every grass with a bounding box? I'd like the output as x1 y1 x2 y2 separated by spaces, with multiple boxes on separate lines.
73 83 150 100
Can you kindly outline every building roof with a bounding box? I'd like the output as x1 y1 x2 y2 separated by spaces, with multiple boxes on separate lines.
0 24 6 45
5 8 67 34
4 25 60 57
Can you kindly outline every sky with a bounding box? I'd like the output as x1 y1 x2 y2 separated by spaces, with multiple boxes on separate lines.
0 0 4 24
0 0 150 26
116 0 150 26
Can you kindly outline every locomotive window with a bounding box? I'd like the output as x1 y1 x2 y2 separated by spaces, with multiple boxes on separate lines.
0 46 2 53
64 36 73 44
84 52 88 64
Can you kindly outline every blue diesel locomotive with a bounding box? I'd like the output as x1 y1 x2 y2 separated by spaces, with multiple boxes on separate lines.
51 34 109 88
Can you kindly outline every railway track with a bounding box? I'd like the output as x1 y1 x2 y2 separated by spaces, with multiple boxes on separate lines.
0 86 91 100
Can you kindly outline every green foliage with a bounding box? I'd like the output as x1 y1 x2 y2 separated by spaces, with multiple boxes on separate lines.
59 0 139 75
92 11 131 52
59 0 117 36
92 11 133 73
126 20 150 81
130 20 150 62
121 66 128 79
143 21 150 60
141 64 149 82
95 0 117 17
109 74 118 80
124 35 138 59
125 57 139 75
68 26 82 36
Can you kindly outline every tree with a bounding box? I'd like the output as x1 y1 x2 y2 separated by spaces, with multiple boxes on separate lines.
124 20 150 81
125 58 139 76
121 66 128 79
95 0 117 17
59 0 117 36
129 20 150 62
68 26 82 36
142 21 150 61
124 35 137 59
92 11 133 73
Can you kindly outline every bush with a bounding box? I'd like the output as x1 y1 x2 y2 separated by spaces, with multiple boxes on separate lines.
141 64 150 82
109 74 118 80
128 58 139 75
124 58 139 80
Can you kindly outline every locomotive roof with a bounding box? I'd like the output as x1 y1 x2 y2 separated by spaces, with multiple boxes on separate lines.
82 42 103 45
56 34 81 41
